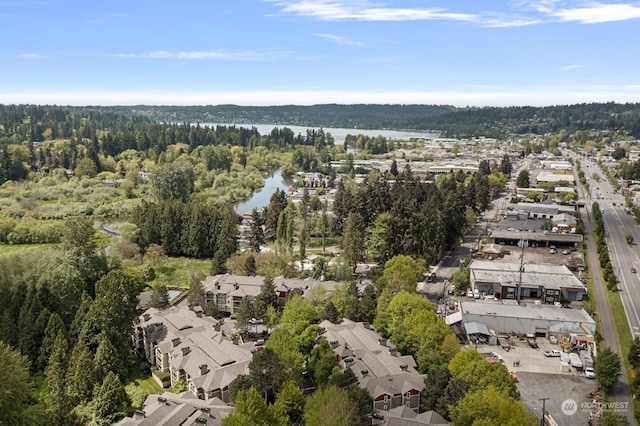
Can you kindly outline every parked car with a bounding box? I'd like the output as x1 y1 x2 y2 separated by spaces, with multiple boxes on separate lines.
562 249 570 255
490 351 503 361
473 289 480 299
544 350 562 357
436 307 442 316
467 289 474 297
585 367 595 379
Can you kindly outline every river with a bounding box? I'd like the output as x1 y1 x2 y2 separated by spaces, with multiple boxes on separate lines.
235 169 291 215
229 124 440 214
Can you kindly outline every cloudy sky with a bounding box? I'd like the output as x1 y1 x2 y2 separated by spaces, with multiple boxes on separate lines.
1 0 639 106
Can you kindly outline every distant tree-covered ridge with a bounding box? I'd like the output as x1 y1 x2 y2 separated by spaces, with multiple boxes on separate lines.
82 102 640 138
3 102 640 145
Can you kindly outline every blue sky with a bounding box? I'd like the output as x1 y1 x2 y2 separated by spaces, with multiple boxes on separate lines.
1 0 639 107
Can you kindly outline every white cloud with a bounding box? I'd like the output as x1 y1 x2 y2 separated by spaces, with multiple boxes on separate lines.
269 0 475 22
560 64 584 71
2 87 639 107
313 33 364 46
115 49 290 61
268 0 640 26
549 2 640 23
20 52 46 59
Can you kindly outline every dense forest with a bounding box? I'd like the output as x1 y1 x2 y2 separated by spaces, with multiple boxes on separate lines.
3 103 640 150
68 102 640 139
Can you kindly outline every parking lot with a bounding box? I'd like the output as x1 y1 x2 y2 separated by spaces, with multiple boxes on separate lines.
474 340 599 426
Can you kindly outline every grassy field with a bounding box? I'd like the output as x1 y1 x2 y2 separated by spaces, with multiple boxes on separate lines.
147 257 211 290
0 243 56 256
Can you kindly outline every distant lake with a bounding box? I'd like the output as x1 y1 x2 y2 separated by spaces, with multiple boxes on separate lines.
225 124 440 214
235 169 291 215
206 123 440 146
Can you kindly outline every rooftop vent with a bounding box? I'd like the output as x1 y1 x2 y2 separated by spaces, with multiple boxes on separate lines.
181 346 191 356
172 338 181 347
379 338 387 347
195 418 207 424
133 410 146 419
361 369 369 376
143 313 151 321
157 396 167 403
400 364 408 370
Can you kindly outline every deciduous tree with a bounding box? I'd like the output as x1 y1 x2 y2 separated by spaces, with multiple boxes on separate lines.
596 346 622 395
450 386 537 426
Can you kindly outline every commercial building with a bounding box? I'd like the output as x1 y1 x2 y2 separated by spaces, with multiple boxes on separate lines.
469 260 586 302
447 301 596 337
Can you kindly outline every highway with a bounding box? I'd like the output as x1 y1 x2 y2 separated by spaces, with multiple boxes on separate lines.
573 156 636 425
581 159 640 337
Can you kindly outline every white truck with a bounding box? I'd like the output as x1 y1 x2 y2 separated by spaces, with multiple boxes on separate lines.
579 350 594 369
569 352 583 370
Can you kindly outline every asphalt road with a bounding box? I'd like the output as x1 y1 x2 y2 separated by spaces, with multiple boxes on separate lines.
581 159 640 338
572 156 636 425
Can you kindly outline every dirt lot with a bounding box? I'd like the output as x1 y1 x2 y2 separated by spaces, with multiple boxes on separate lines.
474 340 599 426
499 245 584 269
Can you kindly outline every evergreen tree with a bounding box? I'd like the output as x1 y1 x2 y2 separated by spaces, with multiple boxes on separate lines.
94 334 128 380
500 154 512 175
45 330 72 425
245 254 257 276
211 250 228 275
0 341 37 426
341 212 366 269
38 312 68 372
187 270 205 307
66 339 96 405
254 276 278 319
390 159 398 177
264 189 288 236
516 169 530 188
235 298 256 336
149 284 170 308
248 208 265 252
92 371 131 426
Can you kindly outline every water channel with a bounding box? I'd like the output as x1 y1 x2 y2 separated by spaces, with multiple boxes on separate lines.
228 124 440 214
234 169 291 215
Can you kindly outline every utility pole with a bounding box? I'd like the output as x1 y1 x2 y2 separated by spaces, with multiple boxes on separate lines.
517 239 526 303
539 397 549 426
